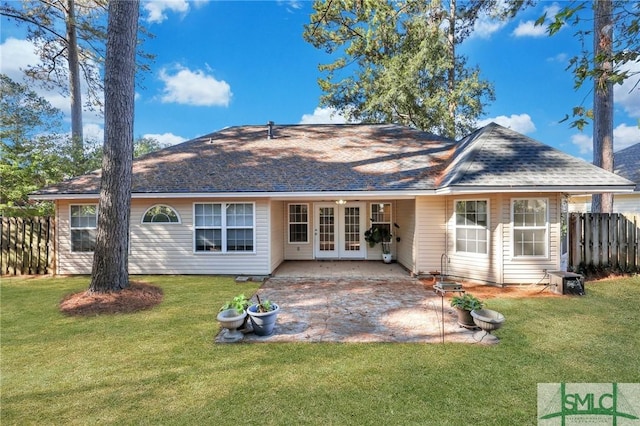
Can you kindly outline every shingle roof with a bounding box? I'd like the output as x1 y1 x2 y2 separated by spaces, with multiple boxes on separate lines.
614 143 640 192
32 123 635 197
438 123 634 190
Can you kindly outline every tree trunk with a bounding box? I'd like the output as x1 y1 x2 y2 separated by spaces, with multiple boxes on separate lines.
89 0 139 293
66 0 84 164
591 0 614 213
447 0 457 139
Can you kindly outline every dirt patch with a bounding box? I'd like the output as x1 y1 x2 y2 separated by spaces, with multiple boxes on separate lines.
59 281 163 316
420 279 562 300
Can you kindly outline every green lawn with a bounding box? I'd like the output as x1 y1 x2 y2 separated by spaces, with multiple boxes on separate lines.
1 274 639 425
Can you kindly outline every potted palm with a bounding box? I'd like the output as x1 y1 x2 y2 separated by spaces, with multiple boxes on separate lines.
450 293 483 329
216 294 249 342
246 294 280 336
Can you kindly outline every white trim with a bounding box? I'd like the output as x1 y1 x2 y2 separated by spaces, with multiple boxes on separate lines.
510 197 549 259
287 203 310 244
192 202 256 254
141 204 182 224
436 186 635 195
69 204 98 253
453 198 489 257
31 184 635 201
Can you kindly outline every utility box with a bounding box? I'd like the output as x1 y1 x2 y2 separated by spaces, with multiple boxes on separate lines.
548 271 585 295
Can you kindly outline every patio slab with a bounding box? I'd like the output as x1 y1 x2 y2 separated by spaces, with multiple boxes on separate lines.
216 276 496 344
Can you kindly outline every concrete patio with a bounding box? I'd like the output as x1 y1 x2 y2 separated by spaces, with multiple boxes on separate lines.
216 262 496 344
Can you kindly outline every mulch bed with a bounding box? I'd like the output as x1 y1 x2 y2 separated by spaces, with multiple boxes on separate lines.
59 281 163 316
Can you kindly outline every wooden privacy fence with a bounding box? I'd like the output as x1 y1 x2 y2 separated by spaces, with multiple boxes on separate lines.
568 212 639 273
1 216 54 275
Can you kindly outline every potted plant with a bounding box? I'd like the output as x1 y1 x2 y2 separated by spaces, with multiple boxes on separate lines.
364 224 393 263
450 293 483 329
216 294 249 342
246 294 280 336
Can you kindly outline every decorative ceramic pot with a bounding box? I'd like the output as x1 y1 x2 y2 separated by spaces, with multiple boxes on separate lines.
247 303 280 336
382 253 392 263
216 309 247 342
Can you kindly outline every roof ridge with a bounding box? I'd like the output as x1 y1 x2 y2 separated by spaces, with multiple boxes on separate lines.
436 123 496 188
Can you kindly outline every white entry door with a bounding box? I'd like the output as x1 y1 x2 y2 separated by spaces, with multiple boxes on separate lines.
314 202 366 259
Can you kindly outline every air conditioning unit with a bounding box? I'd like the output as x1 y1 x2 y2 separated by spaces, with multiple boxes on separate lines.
548 271 585 296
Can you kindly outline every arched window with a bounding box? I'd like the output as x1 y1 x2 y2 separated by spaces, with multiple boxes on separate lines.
142 205 180 224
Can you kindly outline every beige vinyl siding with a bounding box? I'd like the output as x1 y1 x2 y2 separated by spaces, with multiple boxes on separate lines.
414 196 446 275
269 200 285 272
613 194 640 214
446 195 500 284
395 199 416 273
284 202 314 260
501 193 561 284
570 193 640 214
56 198 272 275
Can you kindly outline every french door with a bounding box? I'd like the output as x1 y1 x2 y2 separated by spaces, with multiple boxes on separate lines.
314 202 366 259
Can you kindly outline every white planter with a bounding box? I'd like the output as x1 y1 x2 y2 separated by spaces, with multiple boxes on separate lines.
382 253 392 263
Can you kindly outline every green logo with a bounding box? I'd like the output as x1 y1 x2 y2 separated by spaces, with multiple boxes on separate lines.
538 383 640 425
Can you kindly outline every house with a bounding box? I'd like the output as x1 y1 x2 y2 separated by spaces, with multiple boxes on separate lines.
32 123 635 284
569 143 640 214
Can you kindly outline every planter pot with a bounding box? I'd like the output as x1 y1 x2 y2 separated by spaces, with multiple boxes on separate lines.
216 309 247 342
382 253 392 263
471 308 505 343
247 303 280 336
455 308 477 329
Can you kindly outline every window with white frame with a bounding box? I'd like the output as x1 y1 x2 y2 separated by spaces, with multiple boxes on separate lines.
370 202 392 240
455 200 488 254
194 203 254 253
512 198 548 257
70 205 97 252
288 204 308 243
142 205 180 223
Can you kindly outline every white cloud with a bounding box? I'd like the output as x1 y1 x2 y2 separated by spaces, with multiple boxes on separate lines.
0 38 40 81
513 3 561 38
143 132 187 146
571 133 592 155
83 123 104 143
158 66 232 107
570 123 639 155
613 123 640 151
546 53 568 63
473 19 508 39
299 107 349 124
477 113 536 134
512 20 546 37
1 37 103 127
614 60 640 118
143 0 190 24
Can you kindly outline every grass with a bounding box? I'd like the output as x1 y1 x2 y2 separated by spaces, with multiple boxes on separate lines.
1 274 639 425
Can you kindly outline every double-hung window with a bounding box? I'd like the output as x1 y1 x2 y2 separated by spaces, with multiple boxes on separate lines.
512 198 548 257
70 205 97 252
370 203 392 240
194 203 254 253
455 200 488 254
288 204 309 243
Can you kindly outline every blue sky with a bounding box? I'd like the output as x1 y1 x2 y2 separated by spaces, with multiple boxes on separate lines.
1 0 638 161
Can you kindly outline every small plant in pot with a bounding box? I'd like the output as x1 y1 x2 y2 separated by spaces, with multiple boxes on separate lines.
450 293 483 329
216 294 249 342
246 294 280 336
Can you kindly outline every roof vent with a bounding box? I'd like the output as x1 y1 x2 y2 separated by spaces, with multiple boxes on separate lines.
267 121 274 139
